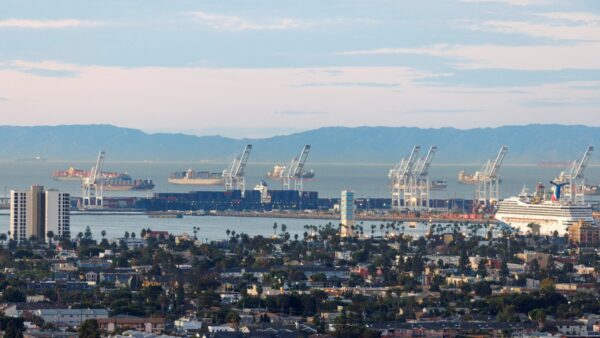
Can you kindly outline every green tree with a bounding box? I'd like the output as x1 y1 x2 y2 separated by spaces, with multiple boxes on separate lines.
3 318 24 338
1 287 25 303
78 319 101 338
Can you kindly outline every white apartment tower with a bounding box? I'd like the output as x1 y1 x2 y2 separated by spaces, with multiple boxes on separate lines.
45 190 71 241
340 190 355 238
10 186 70 244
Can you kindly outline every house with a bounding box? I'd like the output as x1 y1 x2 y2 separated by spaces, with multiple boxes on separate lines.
174 317 203 333
84 271 98 283
97 316 166 334
33 308 109 327
552 320 587 336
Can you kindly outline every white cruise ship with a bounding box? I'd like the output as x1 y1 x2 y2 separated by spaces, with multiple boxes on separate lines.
495 192 594 235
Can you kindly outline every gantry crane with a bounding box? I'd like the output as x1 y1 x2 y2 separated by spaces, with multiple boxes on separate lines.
554 145 593 204
223 144 252 196
475 145 508 206
81 150 105 209
282 145 311 192
389 145 420 210
414 145 437 210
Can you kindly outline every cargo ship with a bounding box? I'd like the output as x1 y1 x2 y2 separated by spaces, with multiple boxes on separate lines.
394 179 447 190
266 164 315 180
53 167 124 181
102 175 155 191
168 169 224 186
458 170 502 184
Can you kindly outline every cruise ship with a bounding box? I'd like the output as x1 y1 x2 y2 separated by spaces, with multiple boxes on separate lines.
495 189 594 236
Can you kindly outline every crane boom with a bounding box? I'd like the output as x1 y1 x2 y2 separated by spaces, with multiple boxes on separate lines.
292 145 310 177
416 145 436 177
487 145 508 178
89 150 106 185
233 144 252 177
400 145 420 176
573 145 593 179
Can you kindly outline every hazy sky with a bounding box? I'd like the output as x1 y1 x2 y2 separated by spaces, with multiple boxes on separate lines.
1 0 600 137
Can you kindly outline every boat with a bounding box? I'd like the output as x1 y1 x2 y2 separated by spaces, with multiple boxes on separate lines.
148 212 183 219
457 170 477 184
168 169 224 186
16 156 47 162
394 179 447 190
583 184 600 195
266 164 315 180
458 170 501 184
102 175 155 191
430 179 447 190
53 167 125 181
495 187 594 235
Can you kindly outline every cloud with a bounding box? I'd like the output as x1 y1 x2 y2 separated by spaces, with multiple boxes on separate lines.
0 19 104 29
0 60 82 77
459 0 552 6
274 110 328 116
188 11 377 31
0 61 598 131
476 19 600 41
190 11 306 31
536 12 600 24
337 43 600 71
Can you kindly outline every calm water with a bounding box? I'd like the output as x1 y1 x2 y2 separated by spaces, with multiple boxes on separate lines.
0 212 500 241
1 161 599 200
1 161 599 240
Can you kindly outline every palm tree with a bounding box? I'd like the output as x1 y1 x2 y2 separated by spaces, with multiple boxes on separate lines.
101 230 106 239
273 222 278 236
46 231 54 245
124 231 130 240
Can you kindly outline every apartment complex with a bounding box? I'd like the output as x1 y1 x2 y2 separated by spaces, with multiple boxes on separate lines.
340 190 355 238
10 185 70 244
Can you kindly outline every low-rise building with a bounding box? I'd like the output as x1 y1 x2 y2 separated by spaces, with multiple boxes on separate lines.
97 316 166 334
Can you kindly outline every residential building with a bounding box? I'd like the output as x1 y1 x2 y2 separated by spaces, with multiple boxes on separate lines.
340 190 355 238
568 219 600 246
10 185 70 244
32 308 108 327
97 316 166 334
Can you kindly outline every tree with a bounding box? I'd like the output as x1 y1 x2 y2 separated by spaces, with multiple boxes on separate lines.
84 226 93 240
78 319 101 338
101 230 106 239
1 287 25 303
46 231 54 244
459 247 470 274
477 258 487 278
3 317 24 338
124 231 130 240
473 281 492 297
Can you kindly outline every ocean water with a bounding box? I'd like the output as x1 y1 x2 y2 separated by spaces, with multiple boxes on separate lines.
1 161 599 240
1 161 600 200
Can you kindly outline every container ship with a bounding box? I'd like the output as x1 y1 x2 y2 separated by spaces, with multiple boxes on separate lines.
168 169 224 186
394 179 447 190
53 167 124 181
102 175 155 191
266 164 315 180
458 171 502 184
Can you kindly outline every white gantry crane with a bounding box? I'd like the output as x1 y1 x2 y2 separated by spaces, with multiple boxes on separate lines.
223 144 252 196
414 145 437 210
81 150 106 209
282 145 311 192
555 145 593 205
389 145 420 210
474 145 508 206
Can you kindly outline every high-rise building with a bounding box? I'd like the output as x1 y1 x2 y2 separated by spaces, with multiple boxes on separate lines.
45 190 71 241
10 186 70 244
340 190 355 238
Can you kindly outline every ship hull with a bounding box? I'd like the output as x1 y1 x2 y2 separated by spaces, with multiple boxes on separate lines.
168 178 224 186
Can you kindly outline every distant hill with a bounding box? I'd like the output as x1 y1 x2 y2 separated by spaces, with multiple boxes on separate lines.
0 124 598 163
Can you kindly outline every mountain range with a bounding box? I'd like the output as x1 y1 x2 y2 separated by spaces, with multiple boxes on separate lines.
0 124 598 163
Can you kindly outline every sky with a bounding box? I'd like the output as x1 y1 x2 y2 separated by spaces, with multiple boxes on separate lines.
1 0 600 138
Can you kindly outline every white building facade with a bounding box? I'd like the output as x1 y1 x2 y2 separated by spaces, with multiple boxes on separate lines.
340 190 355 238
